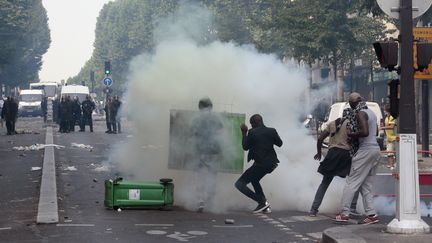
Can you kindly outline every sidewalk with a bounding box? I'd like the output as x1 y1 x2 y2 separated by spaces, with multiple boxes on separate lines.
322 224 431 243
323 144 432 242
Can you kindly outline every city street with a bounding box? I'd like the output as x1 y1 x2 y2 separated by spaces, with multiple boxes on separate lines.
0 116 431 243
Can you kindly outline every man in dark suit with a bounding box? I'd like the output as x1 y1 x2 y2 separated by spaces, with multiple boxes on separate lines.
235 114 283 213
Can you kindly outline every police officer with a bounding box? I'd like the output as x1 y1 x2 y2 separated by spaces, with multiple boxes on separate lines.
104 96 112 133
1 96 19 135
80 95 95 132
41 96 48 123
70 96 81 132
112 96 122 133
58 97 69 133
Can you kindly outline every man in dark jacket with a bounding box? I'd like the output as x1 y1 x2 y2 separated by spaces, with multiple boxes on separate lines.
70 96 81 131
104 97 112 133
41 96 48 123
1 97 19 135
80 95 95 132
235 114 283 213
58 97 69 133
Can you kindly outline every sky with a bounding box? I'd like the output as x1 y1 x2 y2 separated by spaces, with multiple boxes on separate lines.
40 0 113 82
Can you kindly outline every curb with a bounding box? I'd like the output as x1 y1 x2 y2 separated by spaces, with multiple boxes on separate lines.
36 125 58 223
322 225 367 243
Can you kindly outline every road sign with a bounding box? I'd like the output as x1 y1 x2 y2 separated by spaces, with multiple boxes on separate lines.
414 27 432 79
103 77 113 87
377 0 432 19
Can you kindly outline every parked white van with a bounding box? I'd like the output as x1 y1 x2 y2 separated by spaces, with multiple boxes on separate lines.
18 89 45 117
319 101 384 149
60 85 90 102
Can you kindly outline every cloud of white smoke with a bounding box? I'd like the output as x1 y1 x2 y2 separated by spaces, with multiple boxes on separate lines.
110 2 347 214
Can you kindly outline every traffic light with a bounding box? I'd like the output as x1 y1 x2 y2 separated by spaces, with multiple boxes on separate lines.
373 41 398 71
416 42 432 71
388 79 400 118
104 61 111 75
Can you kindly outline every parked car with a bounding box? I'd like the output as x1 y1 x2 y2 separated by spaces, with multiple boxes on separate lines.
319 101 385 150
18 89 45 117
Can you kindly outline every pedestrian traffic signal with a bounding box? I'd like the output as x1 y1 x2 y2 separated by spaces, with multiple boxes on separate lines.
104 61 111 75
388 79 399 118
415 42 432 71
373 41 398 71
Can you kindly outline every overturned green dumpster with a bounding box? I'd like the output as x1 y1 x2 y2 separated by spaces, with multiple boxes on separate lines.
104 177 174 210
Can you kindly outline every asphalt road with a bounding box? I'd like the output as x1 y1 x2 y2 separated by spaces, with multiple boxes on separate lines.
1 116 431 243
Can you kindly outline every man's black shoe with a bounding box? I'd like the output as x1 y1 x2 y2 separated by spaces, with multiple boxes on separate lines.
253 201 269 213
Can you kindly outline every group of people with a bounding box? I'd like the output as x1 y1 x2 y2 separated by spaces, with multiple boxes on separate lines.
309 92 384 225
191 97 283 214
54 95 96 133
1 96 19 135
104 95 122 134
233 92 395 225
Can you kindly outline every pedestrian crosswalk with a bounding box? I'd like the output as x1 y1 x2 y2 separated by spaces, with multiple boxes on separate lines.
255 213 328 242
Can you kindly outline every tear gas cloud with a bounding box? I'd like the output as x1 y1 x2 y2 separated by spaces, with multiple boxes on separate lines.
110 3 341 213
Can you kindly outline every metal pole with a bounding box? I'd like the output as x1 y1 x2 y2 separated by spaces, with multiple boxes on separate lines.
422 80 429 157
387 0 430 233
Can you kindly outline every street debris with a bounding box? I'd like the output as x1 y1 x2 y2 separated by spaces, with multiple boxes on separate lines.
71 143 93 151
93 178 98 183
17 130 40 134
94 165 111 172
13 144 45 151
13 144 64 151
224 219 235 224
64 166 77 171
31 167 41 171
117 208 122 212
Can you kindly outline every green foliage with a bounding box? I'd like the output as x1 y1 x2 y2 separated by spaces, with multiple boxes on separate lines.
0 0 50 88
70 0 389 93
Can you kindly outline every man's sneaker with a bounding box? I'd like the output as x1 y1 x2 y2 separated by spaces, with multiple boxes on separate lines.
333 213 349 222
358 214 379 225
197 201 205 213
253 201 270 213
309 210 318 217
263 206 272 214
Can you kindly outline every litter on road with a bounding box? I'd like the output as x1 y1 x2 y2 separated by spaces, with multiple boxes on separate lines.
13 143 65 151
64 166 77 171
31 167 42 171
94 165 111 172
71 143 93 151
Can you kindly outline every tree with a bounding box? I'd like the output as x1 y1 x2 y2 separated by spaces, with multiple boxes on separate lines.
0 0 50 91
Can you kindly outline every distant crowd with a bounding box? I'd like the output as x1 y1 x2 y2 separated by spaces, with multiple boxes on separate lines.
52 95 122 134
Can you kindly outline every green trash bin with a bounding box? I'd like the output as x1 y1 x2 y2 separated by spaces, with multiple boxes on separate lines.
104 177 174 209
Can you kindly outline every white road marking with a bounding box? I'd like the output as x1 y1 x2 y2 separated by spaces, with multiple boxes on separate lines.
301 238 310 241
280 227 292 231
146 230 167 235
135 224 174 227
56 224 94 227
0 227 12 230
187 231 208 236
213 225 254 228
